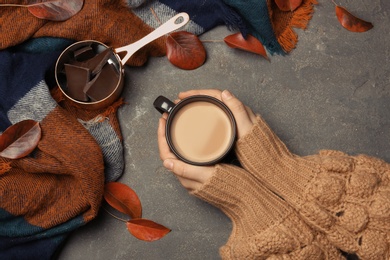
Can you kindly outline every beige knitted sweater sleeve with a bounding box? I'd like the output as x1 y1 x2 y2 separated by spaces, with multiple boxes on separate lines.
192 164 344 259
235 115 390 260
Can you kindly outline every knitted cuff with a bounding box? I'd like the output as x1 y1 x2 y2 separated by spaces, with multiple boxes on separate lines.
235 116 320 207
191 164 344 259
191 164 290 231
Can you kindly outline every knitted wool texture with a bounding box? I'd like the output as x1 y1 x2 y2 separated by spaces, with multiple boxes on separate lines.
236 116 390 259
131 0 247 37
268 0 318 53
132 0 316 54
0 0 316 64
0 0 165 66
51 88 125 182
192 164 344 259
0 43 124 258
0 0 247 66
7 36 124 181
221 0 317 54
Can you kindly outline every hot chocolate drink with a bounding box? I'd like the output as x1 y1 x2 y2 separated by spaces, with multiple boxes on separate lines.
169 101 233 163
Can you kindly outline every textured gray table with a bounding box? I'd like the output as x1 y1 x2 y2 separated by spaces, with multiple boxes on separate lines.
59 1 390 259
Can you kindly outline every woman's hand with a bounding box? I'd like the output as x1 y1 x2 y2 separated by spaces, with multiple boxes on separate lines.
157 89 257 191
158 112 214 191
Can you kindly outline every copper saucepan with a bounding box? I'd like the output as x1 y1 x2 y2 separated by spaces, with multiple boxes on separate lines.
55 12 190 110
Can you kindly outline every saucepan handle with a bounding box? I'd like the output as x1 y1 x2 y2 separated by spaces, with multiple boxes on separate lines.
115 12 190 65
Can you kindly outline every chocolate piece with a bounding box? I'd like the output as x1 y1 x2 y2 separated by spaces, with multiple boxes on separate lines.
74 45 95 61
77 48 113 76
64 64 90 101
63 46 118 103
85 64 119 102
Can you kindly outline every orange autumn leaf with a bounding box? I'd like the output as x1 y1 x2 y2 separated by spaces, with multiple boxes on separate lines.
335 5 373 32
127 218 171 242
224 33 269 60
166 31 206 70
104 182 142 219
103 183 170 242
0 120 41 159
275 0 303 11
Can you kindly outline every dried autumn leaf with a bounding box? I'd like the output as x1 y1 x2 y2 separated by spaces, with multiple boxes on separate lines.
335 5 373 32
104 182 142 219
275 0 303 11
29 0 84 21
224 33 269 60
0 0 84 21
166 31 206 70
126 218 171 242
0 120 41 159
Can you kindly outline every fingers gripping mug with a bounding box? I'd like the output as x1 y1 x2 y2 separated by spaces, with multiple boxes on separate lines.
154 95 237 166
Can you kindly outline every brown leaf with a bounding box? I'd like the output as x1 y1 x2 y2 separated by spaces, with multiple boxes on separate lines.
224 33 269 60
335 5 373 32
0 0 84 21
275 0 303 11
166 31 206 70
126 218 171 242
0 120 41 159
104 182 142 219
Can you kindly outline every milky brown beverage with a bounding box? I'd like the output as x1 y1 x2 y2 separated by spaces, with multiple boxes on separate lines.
170 101 233 163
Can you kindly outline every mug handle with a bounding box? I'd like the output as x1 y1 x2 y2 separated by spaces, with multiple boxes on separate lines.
153 96 176 114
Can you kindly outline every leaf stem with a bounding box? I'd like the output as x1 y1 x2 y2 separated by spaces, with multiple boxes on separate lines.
102 206 129 223
150 7 162 25
0 1 58 8
0 3 26 7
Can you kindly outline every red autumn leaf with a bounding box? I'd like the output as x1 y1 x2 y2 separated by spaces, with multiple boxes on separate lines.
224 33 269 60
126 218 171 242
0 0 84 21
0 120 41 159
275 0 303 11
104 182 142 219
166 31 206 70
335 5 373 32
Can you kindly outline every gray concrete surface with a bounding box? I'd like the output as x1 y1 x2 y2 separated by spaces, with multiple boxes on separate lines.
58 1 390 259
